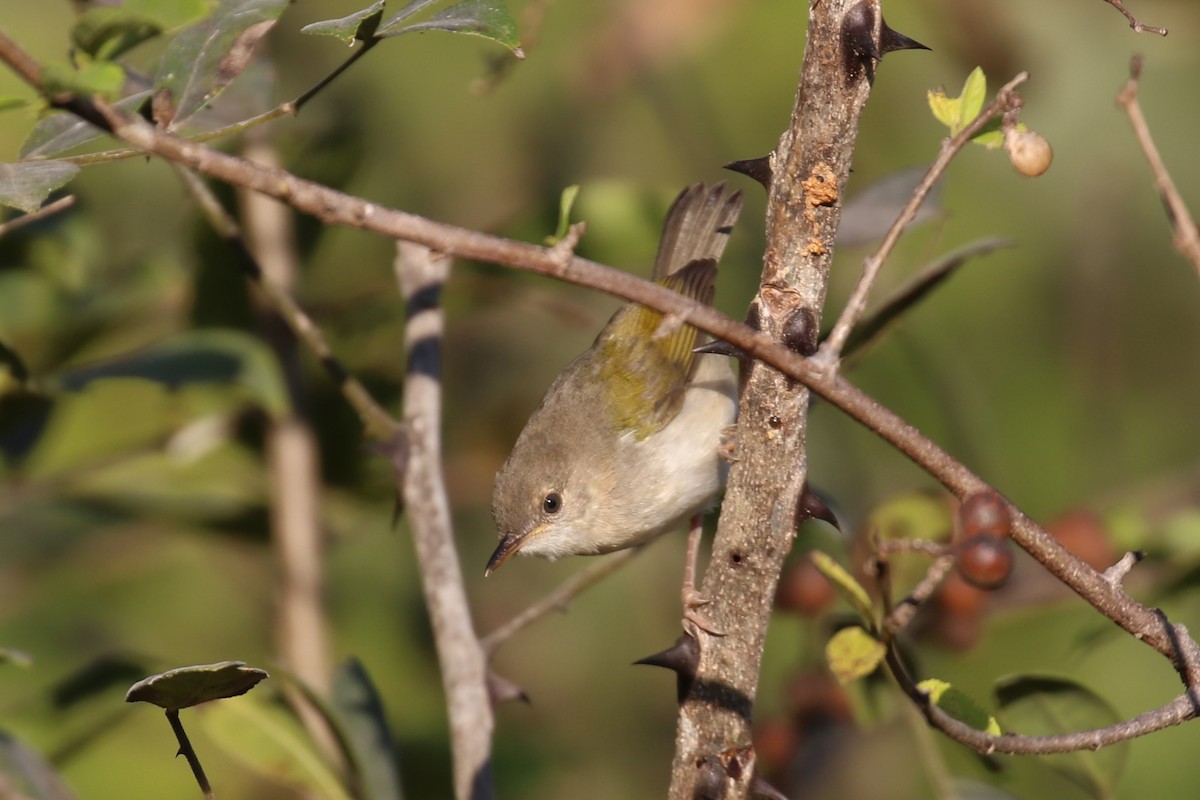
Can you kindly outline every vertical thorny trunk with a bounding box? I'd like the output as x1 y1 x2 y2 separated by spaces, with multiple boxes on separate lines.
669 2 882 796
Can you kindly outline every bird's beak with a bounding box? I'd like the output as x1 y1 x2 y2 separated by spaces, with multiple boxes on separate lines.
485 532 525 576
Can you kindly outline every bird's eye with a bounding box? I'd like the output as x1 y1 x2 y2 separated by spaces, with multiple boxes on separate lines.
542 492 562 514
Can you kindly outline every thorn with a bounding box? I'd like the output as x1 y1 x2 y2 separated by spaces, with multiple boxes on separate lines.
782 308 818 356
634 632 699 703
724 156 773 191
798 485 841 530
694 339 746 359
486 670 530 708
880 18 930 54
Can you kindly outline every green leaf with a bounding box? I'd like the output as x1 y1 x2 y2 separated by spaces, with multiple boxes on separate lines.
379 0 524 56
926 87 959 131
40 60 127 100
301 0 387 44
0 161 79 214
123 0 214 31
126 661 268 710
52 329 291 419
918 678 1001 735
928 67 990 137
72 7 163 60
995 674 1129 797
153 0 288 129
825 626 886 684
0 731 79 800
810 550 875 624
545 184 580 245
21 90 151 159
197 694 354 800
379 0 444 27
333 659 405 800
959 66 987 128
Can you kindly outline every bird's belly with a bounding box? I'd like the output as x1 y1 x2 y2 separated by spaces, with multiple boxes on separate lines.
599 356 736 551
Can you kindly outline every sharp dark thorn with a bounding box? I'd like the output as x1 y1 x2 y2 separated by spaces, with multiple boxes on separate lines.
486 670 530 708
724 156 773 191
798 485 841 530
634 633 699 703
880 18 931 54
694 339 747 359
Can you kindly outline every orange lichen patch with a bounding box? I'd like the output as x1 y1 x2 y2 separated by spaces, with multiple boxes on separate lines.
806 237 827 255
802 163 839 208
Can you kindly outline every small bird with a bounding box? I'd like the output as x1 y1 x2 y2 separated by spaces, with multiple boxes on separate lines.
487 183 742 624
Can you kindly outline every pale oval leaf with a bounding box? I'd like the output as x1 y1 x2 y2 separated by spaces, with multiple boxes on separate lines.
0 161 79 214
825 625 885 684
125 660 269 710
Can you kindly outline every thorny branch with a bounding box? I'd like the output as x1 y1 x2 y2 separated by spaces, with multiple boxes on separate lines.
2 21 1198 766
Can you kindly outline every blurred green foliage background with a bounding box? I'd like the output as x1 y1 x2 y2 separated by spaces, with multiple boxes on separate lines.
2 0 1200 798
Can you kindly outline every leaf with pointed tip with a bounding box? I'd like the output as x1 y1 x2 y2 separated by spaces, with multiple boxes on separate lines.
197 694 353 800
21 90 151 159
995 674 1129 796
0 731 79 800
927 87 958 132
72 7 163 60
125 661 268 710
301 0 387 44
919 678 1001 734
379 0 523 56
959 67 987 130
333 659 405 800
545 184 580 244
841 238 1012 364
153 0 287 130
810 550 875 624
0 161 79 214
825 626 885 684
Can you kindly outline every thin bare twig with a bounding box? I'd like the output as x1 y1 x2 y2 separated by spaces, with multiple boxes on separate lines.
1101 0 1168 36
393 242 494 800
1117 56 1200 278
817 73 1029 366
0 194 75 237
480 548 642 656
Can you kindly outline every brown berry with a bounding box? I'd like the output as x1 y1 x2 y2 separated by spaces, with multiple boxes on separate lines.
958 491 1012 539
1005 128 1053 177
775 557 836 617
956 535 1013 590
1047 510 1116 570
